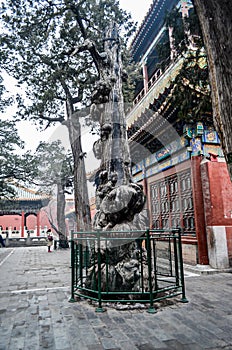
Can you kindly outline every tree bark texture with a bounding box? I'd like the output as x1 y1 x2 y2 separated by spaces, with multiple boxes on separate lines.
57 182 66 235
85 25 147 293
66 101 91 231
56 182 69 248
91 24 145 230
193 0 232 179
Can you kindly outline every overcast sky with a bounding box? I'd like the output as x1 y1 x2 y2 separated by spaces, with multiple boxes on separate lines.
119 0 153 24
7 1 153 153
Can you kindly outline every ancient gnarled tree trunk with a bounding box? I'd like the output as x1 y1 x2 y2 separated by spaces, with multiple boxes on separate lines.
193 0 232 179
92 25 145 231
85 25 147 293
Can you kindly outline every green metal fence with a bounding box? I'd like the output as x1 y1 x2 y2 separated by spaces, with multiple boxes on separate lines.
69 228 188 312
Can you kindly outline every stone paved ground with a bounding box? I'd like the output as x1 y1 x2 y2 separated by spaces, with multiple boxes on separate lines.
0 247 232 350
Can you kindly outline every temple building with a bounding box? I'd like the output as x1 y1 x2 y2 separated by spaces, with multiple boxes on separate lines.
0 183 50 238
127 0 232 268
0 182 77 243
0 183 76 242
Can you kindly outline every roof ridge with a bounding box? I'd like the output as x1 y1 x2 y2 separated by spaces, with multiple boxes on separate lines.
6 181 50 201
130 1 155 48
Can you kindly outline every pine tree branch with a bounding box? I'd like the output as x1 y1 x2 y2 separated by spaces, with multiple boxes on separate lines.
38 114 65 124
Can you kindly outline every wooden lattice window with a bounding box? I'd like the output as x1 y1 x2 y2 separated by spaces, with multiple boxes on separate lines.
150 169 195 234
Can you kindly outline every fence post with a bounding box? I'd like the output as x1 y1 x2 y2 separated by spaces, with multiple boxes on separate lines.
178 228 188 303
79 243 83 287
173 230 180 287
96 230 104 312
69 232 76 302
146 229 157 313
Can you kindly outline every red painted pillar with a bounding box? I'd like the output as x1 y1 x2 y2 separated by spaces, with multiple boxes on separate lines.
191 156 209 264
200 161 232 268
36 211 40 237
21 211 25 238
142 165 148 197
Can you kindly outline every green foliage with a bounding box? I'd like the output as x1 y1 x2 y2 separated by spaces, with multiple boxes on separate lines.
0 0 136 126
0 119 38 198
172 52 212 122
0 75 14 113
122 50 141 105
158 5 212 123
155 29 171 71
35 140 73 196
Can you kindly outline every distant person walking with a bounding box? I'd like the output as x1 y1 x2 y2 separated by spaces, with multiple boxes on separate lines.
46 229 53 253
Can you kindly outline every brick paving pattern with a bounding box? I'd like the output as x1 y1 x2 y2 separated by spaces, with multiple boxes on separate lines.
0 247 232 350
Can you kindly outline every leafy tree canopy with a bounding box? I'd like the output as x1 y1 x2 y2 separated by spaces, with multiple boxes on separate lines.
0 119 38 198
35 140 73 195
156 4 212 123
0 0 136 128
0 72 14 113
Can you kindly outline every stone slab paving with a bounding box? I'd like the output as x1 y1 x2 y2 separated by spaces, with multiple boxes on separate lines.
0 246 232 350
